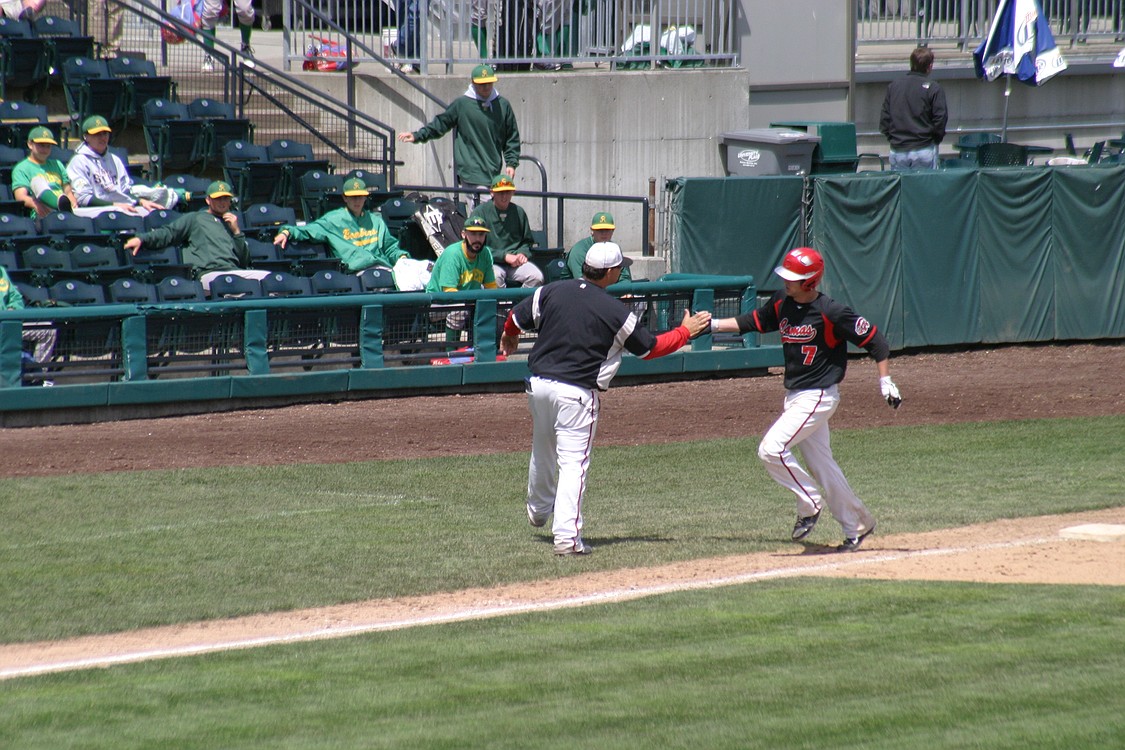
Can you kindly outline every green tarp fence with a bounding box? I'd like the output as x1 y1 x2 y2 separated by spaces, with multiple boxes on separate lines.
667 176 805 285
669 166 1125 348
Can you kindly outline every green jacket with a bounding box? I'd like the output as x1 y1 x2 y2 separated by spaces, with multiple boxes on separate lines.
280 207 406 273
565 235 633 282
470 200 534 260
413 92 520 186
138 210 250 277
1 265 25 310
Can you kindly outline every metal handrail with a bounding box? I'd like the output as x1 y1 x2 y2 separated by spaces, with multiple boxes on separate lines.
85 0 400 176
393 183 653 257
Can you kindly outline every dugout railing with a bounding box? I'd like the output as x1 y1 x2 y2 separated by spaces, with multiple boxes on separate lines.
0 276 781 422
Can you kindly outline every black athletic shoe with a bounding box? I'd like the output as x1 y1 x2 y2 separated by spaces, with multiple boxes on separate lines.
837 522 877 553
791 510 821 541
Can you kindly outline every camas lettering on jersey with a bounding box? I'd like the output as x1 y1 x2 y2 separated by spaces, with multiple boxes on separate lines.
779 318 816 343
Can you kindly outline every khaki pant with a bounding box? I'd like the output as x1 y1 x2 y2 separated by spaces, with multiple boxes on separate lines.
88 0 124 56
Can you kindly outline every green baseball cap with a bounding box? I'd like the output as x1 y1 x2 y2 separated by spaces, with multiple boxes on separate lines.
591 212 615 229
471 63 497 83
464 216 490 232
342 177 368 196
207 180 234 198
489 174 516 192
82 115 113 135
28 126 57 145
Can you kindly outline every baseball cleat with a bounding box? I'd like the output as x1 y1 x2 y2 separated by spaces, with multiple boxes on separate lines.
791 510 821 541
554 540 592 556
837 522 877 553
526 503 548 528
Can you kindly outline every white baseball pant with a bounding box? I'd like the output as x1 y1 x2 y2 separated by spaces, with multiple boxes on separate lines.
201 0 254 28
525 376 599 549
757 385 876 539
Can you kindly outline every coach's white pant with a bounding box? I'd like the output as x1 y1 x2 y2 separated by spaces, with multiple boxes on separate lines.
757 385 875 539
525 376 599 548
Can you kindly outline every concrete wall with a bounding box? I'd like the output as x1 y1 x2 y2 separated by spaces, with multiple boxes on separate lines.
742 0 853 126
340 69 756 257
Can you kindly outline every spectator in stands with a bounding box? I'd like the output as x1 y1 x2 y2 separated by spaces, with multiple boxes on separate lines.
880 46 947 171
469 175 544 288
273 176 414 277
0 0 44 21
470 0 488 57
200 0 255 72
533 0 570 70
67 116 180 216
563 211 633 282
11 127 77 218
426 216 498 345
397 64 520 201
124 180 271 291
395 0 420 72
89 0 124 57
1 262 56 386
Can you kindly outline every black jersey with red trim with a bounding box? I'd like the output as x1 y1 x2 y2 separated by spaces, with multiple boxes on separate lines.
732 290 890 390
509 279 658 391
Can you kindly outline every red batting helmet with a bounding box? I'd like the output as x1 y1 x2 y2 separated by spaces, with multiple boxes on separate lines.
775 247 824 291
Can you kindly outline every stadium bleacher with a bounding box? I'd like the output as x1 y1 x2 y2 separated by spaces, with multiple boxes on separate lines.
0 12 444 320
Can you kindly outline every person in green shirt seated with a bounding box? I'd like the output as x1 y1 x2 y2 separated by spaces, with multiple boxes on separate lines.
426 216 498 345
470 174 544 288
11 127 78 218
564 211 634 283
274 177 413 275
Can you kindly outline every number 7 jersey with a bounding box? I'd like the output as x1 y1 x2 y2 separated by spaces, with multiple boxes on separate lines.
733 290 890 390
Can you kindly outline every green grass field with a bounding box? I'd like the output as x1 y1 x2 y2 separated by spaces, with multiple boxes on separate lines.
2 415 1123 747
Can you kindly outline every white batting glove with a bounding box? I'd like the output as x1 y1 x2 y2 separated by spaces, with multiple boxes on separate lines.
879 376 902 410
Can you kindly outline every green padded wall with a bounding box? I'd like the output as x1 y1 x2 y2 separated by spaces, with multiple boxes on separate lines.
810 173 905 350
976 168 1055 343
667 175 804 285
674 167 1125 349
1051 166 1125 339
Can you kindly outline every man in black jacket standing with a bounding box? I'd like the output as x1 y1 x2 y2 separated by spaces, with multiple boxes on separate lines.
880 46 948 171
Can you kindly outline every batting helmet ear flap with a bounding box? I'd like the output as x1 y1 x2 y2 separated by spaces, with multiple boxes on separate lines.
800 268 823 291
775 247 825 290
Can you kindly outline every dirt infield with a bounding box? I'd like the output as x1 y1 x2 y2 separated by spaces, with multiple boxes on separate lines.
2 342 1124 477
1 342 1123 677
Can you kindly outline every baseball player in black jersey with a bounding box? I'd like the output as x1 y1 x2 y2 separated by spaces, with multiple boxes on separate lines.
711 247 902 552
500 242 712 556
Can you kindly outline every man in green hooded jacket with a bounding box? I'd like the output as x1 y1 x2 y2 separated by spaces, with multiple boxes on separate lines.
397 63 520 201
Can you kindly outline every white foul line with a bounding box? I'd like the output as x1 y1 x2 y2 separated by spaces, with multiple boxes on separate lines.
0 536 1055 681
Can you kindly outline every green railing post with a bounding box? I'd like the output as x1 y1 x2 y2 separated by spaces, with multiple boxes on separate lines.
243 310 270 375
0 320 23 388
360 304 385 369
472 299 498 363
691 288 714 351
121 315 149 381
